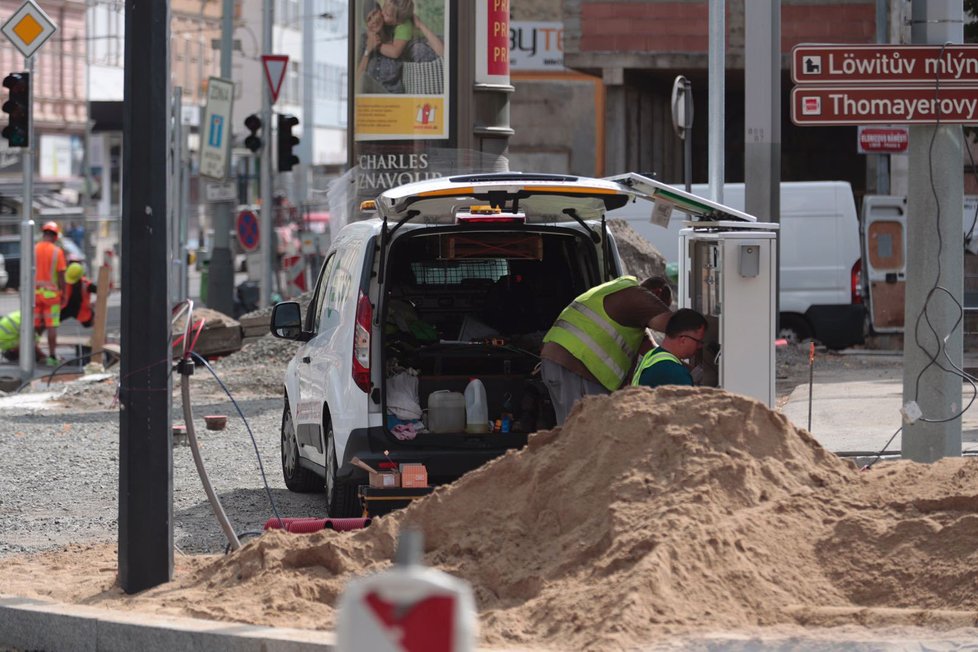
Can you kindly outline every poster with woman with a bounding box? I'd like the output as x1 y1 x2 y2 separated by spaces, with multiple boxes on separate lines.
353 0 449 141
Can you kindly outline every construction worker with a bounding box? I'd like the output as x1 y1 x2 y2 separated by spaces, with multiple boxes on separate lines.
631 308 708 388
0 310 45 363
540 275 672 425
34 221 67 366
60 262 97 328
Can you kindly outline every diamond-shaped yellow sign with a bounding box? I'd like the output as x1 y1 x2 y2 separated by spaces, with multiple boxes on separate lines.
2 0 57 58
12 14 42 44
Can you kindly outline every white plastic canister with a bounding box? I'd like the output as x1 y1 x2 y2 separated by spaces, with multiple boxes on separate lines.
426 390 466 433
464 378 489 433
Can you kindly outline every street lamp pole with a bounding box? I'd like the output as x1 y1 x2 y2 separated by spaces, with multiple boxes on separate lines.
18 55 34 379
259 0 273 308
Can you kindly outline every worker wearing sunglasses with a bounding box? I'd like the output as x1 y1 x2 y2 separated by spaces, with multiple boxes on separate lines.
631 308 708 388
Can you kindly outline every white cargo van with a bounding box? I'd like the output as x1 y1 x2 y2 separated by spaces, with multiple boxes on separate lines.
269 173 634 516
608 181 866 349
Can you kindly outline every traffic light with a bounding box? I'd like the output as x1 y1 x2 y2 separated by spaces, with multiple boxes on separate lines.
277 114 299 172
244 113 262 153
2 72 30 148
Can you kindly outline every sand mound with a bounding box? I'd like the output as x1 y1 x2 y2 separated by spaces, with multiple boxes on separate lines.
6 387 978 650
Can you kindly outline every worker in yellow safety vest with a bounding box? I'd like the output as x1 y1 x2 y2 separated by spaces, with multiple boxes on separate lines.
0 310 45 363
631 308 708 389
540 275 673 424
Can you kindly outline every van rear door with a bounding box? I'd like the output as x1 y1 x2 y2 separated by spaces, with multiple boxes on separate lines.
861 195 907 333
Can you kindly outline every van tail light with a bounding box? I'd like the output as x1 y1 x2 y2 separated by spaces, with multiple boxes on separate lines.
353 292 372 392
851 259 864 304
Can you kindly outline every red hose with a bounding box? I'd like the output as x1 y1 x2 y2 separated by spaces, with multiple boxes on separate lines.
263 516 372 533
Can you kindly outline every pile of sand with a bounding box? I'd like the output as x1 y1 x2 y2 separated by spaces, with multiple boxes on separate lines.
4 387 978 650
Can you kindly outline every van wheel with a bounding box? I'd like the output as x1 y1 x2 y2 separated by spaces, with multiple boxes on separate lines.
325 418 360 517
281 400 321 493
778 315 813 344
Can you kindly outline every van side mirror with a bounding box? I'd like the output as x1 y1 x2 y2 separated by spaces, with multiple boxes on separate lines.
270 301 309 340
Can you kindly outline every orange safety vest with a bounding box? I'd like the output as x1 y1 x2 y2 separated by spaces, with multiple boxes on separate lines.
61 279 94 324
35 240 66 294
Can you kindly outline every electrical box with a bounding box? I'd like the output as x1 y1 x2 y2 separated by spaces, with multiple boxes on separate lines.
679 224 778 406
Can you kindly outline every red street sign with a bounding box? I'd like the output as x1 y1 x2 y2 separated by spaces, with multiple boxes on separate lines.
792 44 978 85
857 126 909 154
791 86 978 125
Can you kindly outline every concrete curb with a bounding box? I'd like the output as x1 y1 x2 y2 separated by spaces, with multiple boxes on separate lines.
0 595 335 652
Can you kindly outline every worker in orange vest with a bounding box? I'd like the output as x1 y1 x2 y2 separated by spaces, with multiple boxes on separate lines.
34 221 67 366
60 262 98 328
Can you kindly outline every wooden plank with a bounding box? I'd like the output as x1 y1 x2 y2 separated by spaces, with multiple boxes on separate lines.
89 263 111 355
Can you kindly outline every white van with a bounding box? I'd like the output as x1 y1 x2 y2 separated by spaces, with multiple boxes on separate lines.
269 173 637 516
608 181 866 349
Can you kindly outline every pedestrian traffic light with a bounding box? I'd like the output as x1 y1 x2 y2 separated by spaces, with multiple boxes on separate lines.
2 72 30 148
277 114 299 172
244 113 262 153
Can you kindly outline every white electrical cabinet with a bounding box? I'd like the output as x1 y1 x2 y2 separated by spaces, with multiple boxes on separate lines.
606 173 779 407
679 224 778 406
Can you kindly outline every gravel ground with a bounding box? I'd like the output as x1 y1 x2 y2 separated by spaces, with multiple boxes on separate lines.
0 337 316 559
0 335 896 559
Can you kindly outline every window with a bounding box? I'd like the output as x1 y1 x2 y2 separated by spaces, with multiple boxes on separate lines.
309 253 336 332
410 260 509 285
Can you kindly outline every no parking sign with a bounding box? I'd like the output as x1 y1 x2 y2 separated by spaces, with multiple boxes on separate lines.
235 209 259 252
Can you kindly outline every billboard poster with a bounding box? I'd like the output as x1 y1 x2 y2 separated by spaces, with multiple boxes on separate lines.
353 0 450 141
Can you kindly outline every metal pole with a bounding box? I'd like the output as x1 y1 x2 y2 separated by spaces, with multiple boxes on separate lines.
744 0 781 334
179 102 190 302
299 0 313 206
171 87 184 304
260 0 273 308
875 0 891 195
902 0 964 462
707 0 724 203
205 0 237 316
119 0 173 593
684 78 692 193
18 55 34 379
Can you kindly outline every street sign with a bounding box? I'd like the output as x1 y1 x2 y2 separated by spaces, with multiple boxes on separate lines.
1 0 56 58
793 44 978 85
262 54 289 104
282 254 306 295
236 209 260 252
791 86 978 126
205 180 237 202
200 76 234 180
857 126 909 154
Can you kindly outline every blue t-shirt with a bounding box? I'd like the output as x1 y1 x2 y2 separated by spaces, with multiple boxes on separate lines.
636 347 693 388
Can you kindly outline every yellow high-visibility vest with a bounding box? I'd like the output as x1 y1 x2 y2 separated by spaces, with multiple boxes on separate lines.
543 276 645 391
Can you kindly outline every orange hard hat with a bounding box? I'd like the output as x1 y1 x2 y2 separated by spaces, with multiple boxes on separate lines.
42 221 60 235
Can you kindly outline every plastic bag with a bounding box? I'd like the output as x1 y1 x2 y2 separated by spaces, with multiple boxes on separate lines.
386 369 422 420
